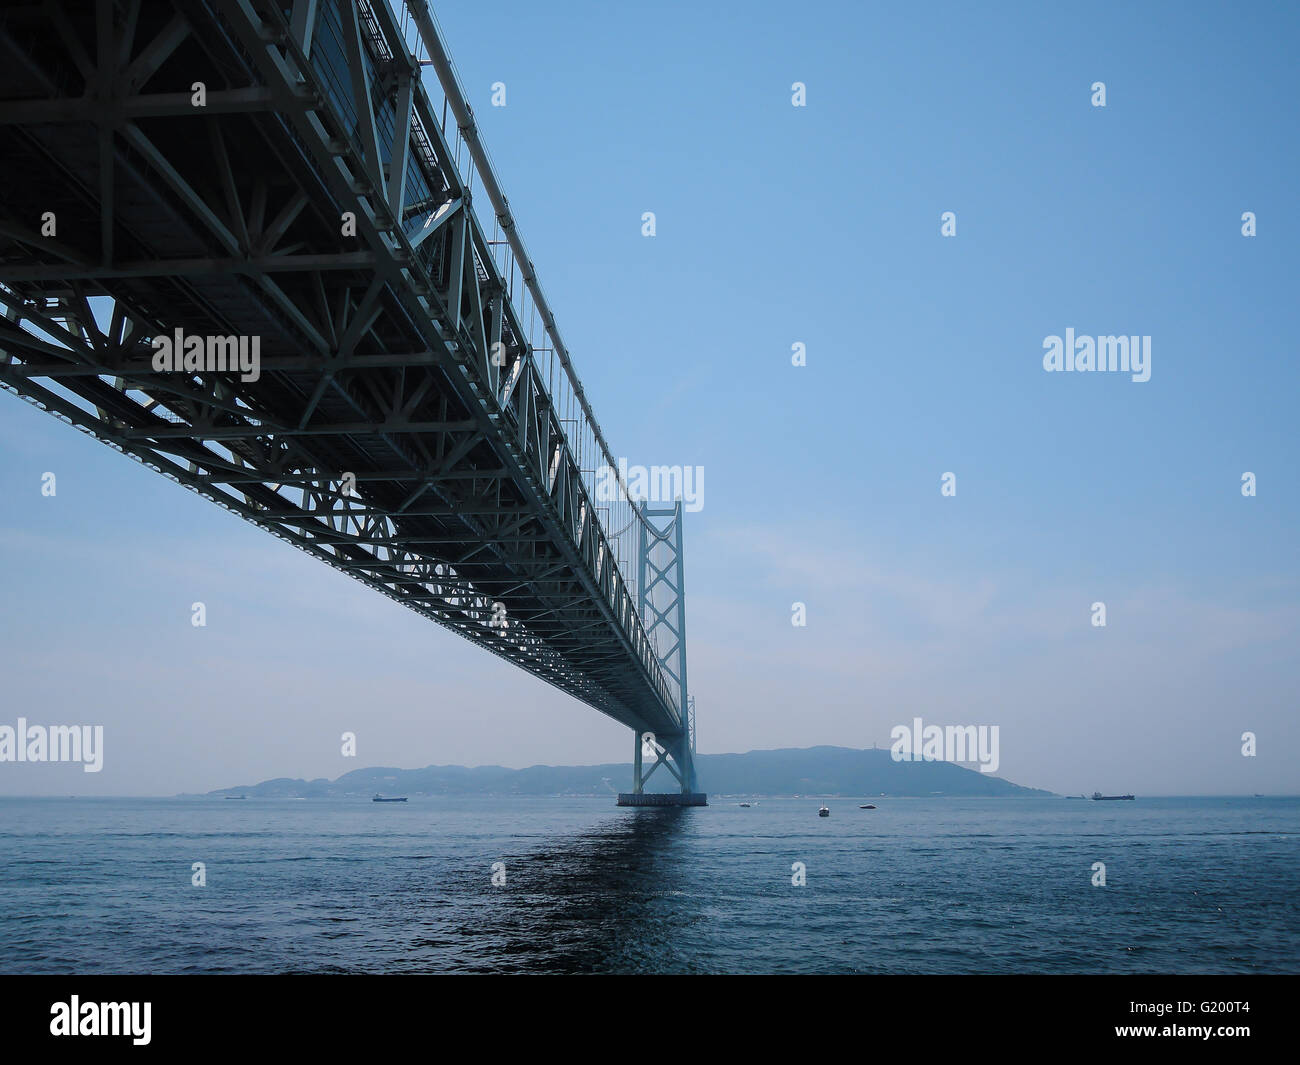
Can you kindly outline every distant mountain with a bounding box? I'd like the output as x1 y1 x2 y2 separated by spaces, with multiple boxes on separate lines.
200 746 1053 798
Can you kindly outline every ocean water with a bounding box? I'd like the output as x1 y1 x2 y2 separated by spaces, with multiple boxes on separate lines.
0 796 1296 974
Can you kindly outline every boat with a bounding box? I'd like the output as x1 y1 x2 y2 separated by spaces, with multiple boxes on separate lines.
818 805 830 817
738 802 752 808
859 804 876 810
224 795 246 800
372 794 408 803
1091 792 1134 801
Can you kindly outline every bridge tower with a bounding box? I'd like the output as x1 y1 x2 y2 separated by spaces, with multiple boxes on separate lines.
619 501 706 806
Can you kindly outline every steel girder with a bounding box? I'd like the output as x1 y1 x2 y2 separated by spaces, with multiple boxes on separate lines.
0 0 685 739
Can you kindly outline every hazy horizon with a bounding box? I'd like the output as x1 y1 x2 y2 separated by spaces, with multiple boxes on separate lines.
0 738 1293 799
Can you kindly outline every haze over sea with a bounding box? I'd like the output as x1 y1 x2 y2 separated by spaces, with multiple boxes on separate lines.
2 796 1296 974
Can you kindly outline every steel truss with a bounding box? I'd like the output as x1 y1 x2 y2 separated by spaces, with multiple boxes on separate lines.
633 501 696 793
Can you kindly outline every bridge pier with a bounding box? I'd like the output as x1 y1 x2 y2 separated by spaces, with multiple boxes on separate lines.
618 729 706 806
617 792 708 807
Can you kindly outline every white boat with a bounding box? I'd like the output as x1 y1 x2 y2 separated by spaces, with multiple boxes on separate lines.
818 805 829 817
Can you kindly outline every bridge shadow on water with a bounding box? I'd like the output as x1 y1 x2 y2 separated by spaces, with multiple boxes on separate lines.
431 809 703 975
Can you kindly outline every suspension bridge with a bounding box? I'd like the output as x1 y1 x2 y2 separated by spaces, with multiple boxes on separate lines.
0 0 703 804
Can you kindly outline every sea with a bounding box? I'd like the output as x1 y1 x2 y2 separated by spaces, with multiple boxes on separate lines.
1 795 1296 974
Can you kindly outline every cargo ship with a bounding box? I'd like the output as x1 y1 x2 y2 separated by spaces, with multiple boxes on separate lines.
1091 791 1134 801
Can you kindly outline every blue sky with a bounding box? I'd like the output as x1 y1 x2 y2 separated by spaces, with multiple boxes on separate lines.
1 0 1297 794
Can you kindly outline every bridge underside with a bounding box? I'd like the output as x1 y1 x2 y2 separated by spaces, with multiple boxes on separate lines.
0 0 687 746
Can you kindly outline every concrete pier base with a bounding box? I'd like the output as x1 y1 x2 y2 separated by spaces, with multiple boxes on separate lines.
617 792 708 807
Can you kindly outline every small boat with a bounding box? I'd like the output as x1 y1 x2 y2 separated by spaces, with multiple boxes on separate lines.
224 795 246 800
818 805 830 817
738 802 752 808
1091 792 1134 801
372 794 408 803
859 804 876 809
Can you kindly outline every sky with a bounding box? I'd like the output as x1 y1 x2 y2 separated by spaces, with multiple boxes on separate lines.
1 0 1297 796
